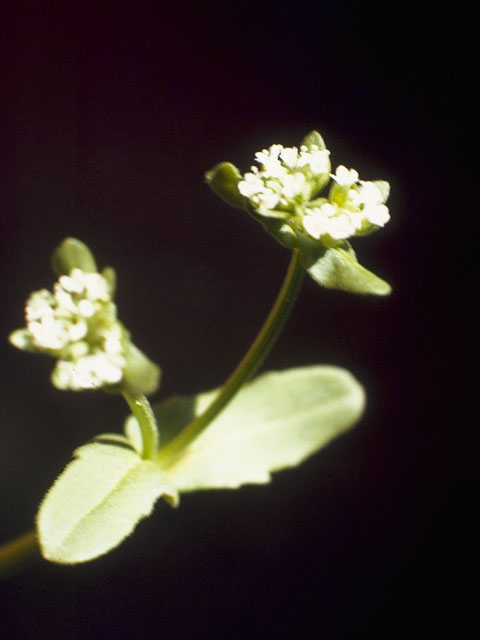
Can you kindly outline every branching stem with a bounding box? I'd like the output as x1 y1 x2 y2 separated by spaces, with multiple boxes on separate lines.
0 530 39 578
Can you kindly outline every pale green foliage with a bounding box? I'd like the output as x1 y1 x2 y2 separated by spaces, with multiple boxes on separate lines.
129 366 365 490
37 366 364 564
297 240 391 295
37 443 178 564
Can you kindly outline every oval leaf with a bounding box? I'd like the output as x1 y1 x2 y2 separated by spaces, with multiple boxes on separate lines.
151 366 365 491
37 443 178 564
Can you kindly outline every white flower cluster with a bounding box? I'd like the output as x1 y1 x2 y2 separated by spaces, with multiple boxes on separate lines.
238 142 390 245
302 165 390 243
10 268 126 391
238 143 331 217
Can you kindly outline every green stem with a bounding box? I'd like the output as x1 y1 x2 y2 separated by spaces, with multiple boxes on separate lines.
122 392 159 460
158 249 304 466
0 530 39 578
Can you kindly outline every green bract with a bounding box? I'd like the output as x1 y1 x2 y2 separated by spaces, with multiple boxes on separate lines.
206 131 391 295
51 237 98 276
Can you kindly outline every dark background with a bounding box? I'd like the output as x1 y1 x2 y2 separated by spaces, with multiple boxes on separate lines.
0 1 468 638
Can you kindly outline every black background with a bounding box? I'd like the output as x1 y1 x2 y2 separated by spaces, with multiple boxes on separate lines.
0 2 468 638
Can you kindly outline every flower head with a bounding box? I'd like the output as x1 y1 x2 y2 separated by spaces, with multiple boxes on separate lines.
10 267 127 391
235 134 390 248
206 131 392 295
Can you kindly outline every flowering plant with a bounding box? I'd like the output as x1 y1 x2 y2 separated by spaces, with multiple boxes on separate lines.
1 131 391 571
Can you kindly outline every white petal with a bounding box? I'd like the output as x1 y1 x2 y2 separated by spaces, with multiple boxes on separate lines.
364 204 390 226
327 214 356 239
68 321 88 341
333 165 359 187
358 181 383 206
84 273 110 302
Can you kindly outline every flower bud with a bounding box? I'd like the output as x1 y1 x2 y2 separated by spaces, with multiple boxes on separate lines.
119 342 161 396
52 238 98 276
205 162 247 210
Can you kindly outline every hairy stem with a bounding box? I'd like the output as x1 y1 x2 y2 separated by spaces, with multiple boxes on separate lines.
122 392 159 460
0 530 39 578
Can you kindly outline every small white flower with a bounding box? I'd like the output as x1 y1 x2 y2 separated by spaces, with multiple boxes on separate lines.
332 165 359 188
364 203 390 227
256 189 281 212
103 324 124 355
59 273 84 295
54 286 78 315
52 352 125 391
320 202 336 218
29 316 70 350
77 299 96 317
298 146 330 174
281 173 308 199
279 147 299 169
302 210 330 240
237 171 264 198
25 290 56 322
254 145 286 178
358 181 383 206
302 203 357 241
83 272 110 302
68 320 88 342
328 213 357 239
327 172 391 239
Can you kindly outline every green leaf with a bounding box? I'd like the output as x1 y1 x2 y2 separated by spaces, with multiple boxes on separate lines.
147 366 365 491
297 236 391 296
37 443 178 564
205 162 247 210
